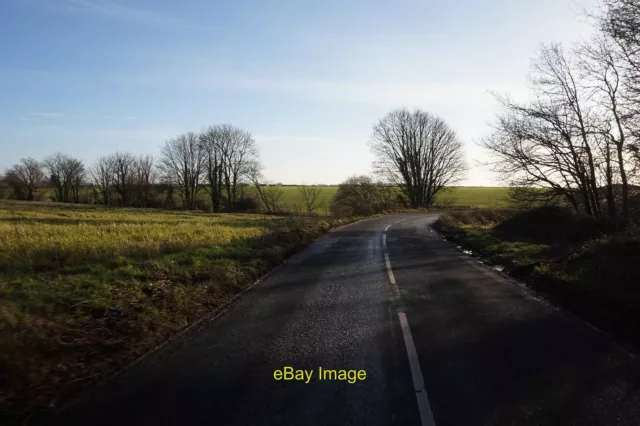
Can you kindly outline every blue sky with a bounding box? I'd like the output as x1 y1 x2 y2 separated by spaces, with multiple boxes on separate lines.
1 0 596 185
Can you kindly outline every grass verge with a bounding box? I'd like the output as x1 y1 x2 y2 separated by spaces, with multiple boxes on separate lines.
0 200 360 422
433 207 640 352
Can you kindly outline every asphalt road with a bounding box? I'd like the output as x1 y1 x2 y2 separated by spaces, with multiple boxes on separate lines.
42 214 640 425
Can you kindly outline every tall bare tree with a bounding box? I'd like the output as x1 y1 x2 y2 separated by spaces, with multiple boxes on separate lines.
599 0 640 172
159 132 206 210
578 35 637 218
216 124 259 210
0 172 7 199
601 0 640 93
111 152 136 206
370 108 467 208
133 155 157 207
90 155 115 205
199 126 225 212
5 157 45 200
482 41 639 218
43 153 85 203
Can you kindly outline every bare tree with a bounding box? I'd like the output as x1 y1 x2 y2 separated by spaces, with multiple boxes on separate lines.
370 108 467 208
90 153 156 207
0 172 7 199
43 153 85 203
482 42 635 218
248 163 284 213
159 132 206 210
216 124 259 210
598 0 640 178
109 152 136 206
90 155 115 205
537 44 603 215
133 155 157 207
199 126 225 212
600 0 640 96
298 185 324 213
578 35 638 218
5 158 45 200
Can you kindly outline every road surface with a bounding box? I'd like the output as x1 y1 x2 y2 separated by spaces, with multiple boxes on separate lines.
41 214 640 425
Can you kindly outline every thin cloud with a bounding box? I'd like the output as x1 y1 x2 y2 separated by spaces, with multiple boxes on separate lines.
26 112 63 118
192 74 530 108
254 135 339 145
59 0 206 31
101 115 136 120
112 70 527 108
95 128 177 143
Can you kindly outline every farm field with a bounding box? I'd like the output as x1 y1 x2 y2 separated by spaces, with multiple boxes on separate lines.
0 200 350 417
431 186 511 208
249 186 512 210
4 186 512 211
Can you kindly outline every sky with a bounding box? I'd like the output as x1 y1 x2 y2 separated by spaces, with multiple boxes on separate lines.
0 0 598 185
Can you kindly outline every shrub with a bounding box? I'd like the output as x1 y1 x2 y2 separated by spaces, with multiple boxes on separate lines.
330 175 399 217
495 206 622 244
232 196 260 212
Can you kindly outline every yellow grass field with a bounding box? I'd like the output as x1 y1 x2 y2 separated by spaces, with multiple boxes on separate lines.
0 200 348 418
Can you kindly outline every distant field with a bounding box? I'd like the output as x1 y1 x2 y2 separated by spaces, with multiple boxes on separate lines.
0 200 349 416
435 187 511 208
260 186 512 210
1 186 512 211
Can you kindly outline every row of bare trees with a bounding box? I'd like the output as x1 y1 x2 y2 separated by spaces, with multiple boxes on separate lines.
3 154 86 203
482 0 640 220
2 153 158 206
1 124 264 210
90 153 157 207
1 124 333 212
158 125 260 211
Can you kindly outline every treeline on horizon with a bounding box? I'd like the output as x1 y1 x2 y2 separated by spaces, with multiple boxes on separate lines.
0 124 328 213
0 106 470 215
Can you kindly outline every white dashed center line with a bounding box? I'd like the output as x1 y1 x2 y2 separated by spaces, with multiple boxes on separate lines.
383 219 436 426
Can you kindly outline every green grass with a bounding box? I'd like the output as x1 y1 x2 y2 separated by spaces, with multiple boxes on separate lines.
5 186 512 212
0 200 355 419
244 186 511 212
240 186 512 211
434 186 511 208
434 209 549 268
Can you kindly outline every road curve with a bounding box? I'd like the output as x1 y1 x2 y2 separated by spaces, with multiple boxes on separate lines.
40 214 640 425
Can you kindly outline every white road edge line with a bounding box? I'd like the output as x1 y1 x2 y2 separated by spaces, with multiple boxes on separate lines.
385 218 407 233
399 312 437 426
